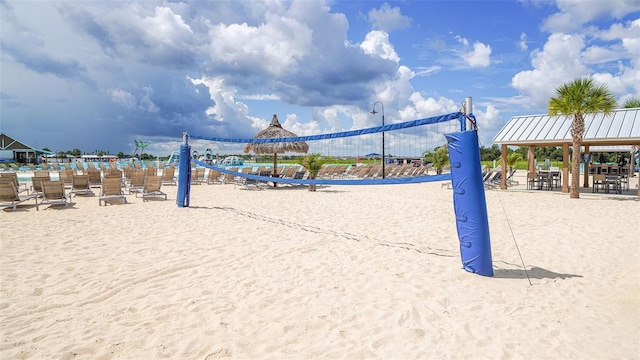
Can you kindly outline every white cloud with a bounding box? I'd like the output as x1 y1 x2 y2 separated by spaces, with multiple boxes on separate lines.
360 30 400 63
465 42 492 68
453 35 491 68
519 32 528 51
455 35 469 46
109 88 136 108
415 66 441 77
543 0 640 32
206 15 312 77
368 3 412 32
511 33 587 107
189 76 260 136
513 11 640 109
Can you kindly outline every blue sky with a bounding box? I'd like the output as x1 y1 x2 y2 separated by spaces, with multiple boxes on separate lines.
1 0 639 157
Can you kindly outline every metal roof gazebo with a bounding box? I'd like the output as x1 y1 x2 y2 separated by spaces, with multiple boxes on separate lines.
492 107 640 196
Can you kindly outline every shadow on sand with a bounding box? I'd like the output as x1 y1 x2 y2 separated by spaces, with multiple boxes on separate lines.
493 266 582 280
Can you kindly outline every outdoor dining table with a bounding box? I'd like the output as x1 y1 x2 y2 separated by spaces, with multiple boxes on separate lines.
604 174 623 194
534 171 553 190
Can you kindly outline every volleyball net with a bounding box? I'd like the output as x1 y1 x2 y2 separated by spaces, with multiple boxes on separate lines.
184 111 471 186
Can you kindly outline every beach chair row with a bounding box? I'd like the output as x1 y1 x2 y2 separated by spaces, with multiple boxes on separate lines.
0 172 167 211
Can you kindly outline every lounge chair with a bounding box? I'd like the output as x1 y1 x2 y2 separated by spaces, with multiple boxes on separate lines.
128 170 146 195
30 175 51 197
222 168 238 184
206 169 222 184
161 167 176 186
191 167 205 185
139 176 167 201
0 172 30 194
36 180 69 211
87 169 102 187
71 174 95 197
99 177 127 206
0 182 37 211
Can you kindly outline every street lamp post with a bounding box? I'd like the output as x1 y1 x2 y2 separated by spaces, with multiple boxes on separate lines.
370 101 385 179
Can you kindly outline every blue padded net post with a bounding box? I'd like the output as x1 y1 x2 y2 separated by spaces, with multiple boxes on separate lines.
176 132 191 208
445 130 493 276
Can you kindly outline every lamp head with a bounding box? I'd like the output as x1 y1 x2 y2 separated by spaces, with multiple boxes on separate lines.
370 109 378 115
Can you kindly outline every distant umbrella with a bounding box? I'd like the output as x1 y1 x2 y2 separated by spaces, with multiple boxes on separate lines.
243 114 309 177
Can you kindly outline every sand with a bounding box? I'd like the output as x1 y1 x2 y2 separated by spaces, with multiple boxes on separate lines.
1 175 638 359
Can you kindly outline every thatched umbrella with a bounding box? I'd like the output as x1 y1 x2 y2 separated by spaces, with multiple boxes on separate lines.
243 114 309 177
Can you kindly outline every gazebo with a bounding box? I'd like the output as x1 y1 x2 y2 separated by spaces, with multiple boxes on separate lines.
492 108 640 196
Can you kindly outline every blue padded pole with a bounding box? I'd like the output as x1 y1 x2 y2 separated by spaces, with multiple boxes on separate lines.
445 129 493 276
176 132 191 208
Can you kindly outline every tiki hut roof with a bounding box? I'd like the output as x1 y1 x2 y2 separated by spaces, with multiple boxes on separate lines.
243 115 309 154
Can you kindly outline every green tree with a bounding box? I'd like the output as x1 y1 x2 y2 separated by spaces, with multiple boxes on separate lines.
70 148 81 157
506 152 523 172
622 97 640 108
298 153 330 192
548 78 616 198
423 144 449 175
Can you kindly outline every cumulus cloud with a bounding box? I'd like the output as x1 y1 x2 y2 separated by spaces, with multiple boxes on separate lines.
360 30 400 63
368 3 412 32
511 33 588 107
454 36 492 68
465 42 492 68
512 10 640 109
542 0 640 33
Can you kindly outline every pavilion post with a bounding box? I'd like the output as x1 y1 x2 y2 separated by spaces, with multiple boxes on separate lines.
501 144 507 190
562 144 570 193
527 146 535 173
630 146 636 178
583 144 590 188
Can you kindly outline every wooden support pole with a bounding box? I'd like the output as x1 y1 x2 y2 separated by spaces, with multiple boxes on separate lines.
583 144 590 188
528 146 535 173
562 144 570 193
501 144 507 190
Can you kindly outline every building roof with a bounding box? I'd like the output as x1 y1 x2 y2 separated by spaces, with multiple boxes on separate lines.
0 133 54 154
492 108 640 147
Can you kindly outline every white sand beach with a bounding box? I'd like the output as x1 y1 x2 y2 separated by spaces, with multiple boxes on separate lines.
1 176 638 359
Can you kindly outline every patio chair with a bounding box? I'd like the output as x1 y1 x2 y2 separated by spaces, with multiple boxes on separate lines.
592 174 606 193
222 168 238 184
527 172 541 190
191 167 205 185
30 175 51 197
0 182 37 211
58 168 75 189
139 176 167 201
128 170 146 195
0 172 29 194
36 180 69 211
99 177 127 206
206 169 222 184
71 174 95 197
87 169 102 187
161 167 176 186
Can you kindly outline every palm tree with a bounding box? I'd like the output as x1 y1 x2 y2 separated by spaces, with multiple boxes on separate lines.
622 97 640 108
505 152 522 173
299 153 329 192
548 78 616 198
422 145 449 175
